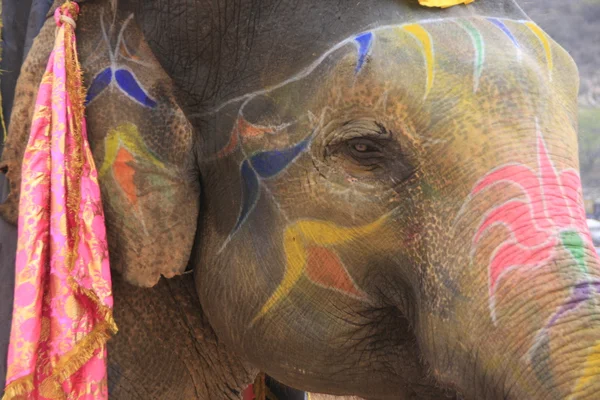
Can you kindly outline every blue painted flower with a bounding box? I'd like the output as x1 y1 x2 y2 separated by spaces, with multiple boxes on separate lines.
85 67 157 108
231 136 312 235
85 13 157 108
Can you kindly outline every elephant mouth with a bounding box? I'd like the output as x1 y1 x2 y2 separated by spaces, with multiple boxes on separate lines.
343 304 461 400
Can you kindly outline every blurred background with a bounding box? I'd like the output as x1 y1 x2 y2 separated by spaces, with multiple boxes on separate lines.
520 0 600 251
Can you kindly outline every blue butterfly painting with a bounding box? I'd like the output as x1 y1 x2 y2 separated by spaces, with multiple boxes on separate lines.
86 67 157 107
85 12 157 108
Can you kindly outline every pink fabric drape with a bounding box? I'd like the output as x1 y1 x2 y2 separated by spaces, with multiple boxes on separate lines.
3 2 117 399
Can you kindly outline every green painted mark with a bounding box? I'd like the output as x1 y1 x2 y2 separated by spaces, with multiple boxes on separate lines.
560 230 588 276
459 20 485 92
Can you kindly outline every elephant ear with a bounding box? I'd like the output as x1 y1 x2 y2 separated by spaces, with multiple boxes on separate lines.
80 3 200 287
0 1 200 287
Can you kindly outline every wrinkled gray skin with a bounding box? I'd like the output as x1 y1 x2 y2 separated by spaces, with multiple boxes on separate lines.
2 0 598 399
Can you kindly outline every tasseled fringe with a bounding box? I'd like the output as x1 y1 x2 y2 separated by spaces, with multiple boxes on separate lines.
253 373 266 400
54 321 115 382
68 276 119 335
3 321 116 400
2 2 116 398
2 376 35 399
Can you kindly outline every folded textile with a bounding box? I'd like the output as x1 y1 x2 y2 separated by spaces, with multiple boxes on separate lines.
3 2 117 399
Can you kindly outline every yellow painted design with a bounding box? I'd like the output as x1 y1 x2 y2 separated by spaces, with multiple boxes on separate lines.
569 341 600 398
252 215 388 323
524 22 553 79
418 0 475 8
401 24 434 99
98 122 164 178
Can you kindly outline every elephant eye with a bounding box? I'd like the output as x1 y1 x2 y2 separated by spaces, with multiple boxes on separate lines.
321 119 415 183
346 138 384 160
353 143 368 152
352 142 370 152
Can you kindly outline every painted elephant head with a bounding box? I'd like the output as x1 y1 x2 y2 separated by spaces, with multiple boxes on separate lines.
2 0 599 399
195 16 600 399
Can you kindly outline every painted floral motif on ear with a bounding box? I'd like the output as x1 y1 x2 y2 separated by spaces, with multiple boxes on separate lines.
86 68 157 107
85 13 157 108
98 123 171 234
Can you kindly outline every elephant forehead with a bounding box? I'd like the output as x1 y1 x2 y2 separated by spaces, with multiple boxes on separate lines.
214 16 576 115
205 17 578 162
343 17 576 105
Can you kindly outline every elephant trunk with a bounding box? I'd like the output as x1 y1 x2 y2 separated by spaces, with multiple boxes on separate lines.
424 132 600 399
426 252 600 400
503 267 600 400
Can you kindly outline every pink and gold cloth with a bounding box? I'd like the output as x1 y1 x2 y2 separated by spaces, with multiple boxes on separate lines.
3 2 117 399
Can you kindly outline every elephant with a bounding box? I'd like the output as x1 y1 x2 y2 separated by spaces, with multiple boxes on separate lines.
1 0 599 398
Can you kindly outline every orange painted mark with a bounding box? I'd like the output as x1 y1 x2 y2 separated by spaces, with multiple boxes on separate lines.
252 215 388 323
305 246 366 299
99 123 166 208
218 117 275 158
119 41 140 61
218 128 240 158
112 147 137 206
238 117 273 138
